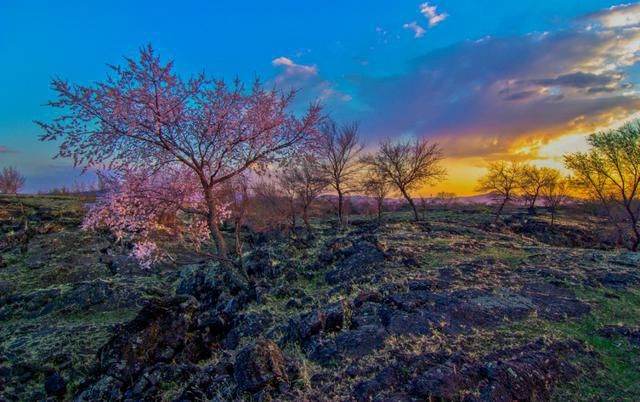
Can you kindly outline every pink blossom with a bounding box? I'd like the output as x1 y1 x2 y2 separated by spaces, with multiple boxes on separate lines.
38 45 322 260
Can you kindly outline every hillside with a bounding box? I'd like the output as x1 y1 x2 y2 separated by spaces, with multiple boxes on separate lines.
1 195 640 400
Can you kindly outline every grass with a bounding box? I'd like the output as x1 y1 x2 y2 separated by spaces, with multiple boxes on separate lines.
549 287 640 400
475 286 640 400
476 245 530 266
3 195 640 400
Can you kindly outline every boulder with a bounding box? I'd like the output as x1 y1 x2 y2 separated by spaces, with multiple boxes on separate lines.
44 373 66 398
292 300 352 341
234 340 288 393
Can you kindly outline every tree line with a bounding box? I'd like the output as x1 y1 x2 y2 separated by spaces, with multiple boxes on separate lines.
477 120 640 251
35 46 446 269
31 45 640 269
476 162 570 225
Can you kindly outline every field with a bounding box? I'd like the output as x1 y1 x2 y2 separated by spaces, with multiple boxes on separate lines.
1 195 640 401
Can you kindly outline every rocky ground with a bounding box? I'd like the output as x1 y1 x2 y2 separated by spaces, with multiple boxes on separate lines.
1 195 640 401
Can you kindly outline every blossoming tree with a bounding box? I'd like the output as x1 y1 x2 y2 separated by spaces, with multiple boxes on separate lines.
37 45 322 266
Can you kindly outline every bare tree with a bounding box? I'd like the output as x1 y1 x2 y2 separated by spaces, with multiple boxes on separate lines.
363 138 446 222
319 121 364 227
434 192 457 209
541 174 570 226
0 166 26 194
277 173 299 231
362 166 393 221
565 120 640 250
283 156 330 233
250 179 292 233
476 161 522 224
520 165 558 215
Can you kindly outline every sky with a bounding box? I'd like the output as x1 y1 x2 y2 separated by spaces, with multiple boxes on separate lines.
1 1 639 195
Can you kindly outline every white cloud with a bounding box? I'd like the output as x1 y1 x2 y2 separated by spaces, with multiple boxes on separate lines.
420 2 448 27
271 57 318 77
403 21 426 38
596 3 640 28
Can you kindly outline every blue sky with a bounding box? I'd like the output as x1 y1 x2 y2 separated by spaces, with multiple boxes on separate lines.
1 1 639 193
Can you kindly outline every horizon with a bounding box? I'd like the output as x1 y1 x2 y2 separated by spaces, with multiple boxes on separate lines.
1 1 639 195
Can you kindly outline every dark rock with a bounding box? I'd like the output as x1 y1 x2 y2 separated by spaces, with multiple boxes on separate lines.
286 299 302 309
129 363 200 399
176 266 223 306
234 340 288 393
222 311 272 350
0 280 14 297
353 291 384 307
408 340 585 401
351 302 387 328
401 257 420 267
335 325 387 356
292 300 352 341
318 249 334 264
0 279 146 320
102 254 138 274
94 295 226 387
596 272 640 290
410 367 469 400
384 309 434 335
598 325 640 345
522 282 591 320
75 375 123 401
44 373 66 398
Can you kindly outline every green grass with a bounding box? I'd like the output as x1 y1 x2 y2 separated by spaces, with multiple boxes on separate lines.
476 245 530 266
551 287 640 400
505 286 640 400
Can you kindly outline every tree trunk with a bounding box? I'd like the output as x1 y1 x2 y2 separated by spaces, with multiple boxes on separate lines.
528 204 536 215
623 202 640 251
303 204 312 233
528 195 538 215
234 218 243 257
337 190 344 227
630 216 640 252
494 199 507 224
377 199 383 221
550 207 555 226
207 204 228 261
401 188 419 222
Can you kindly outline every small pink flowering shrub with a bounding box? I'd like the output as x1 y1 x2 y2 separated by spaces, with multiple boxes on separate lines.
130 241 161 269
83 168 231 268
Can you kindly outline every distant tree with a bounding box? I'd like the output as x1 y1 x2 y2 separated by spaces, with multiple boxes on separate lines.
277 172 300 231
227 174 250 258
36 45 322 264
251 179 292 232
319 121 364 227
520 165 558 214
363 138 446 222
282 156 330 233
564 120 640 250
541 174 570 226
476 161 522 224
434 192 457 208
362 166 393 221
418 196 431 221
0 166 26 194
